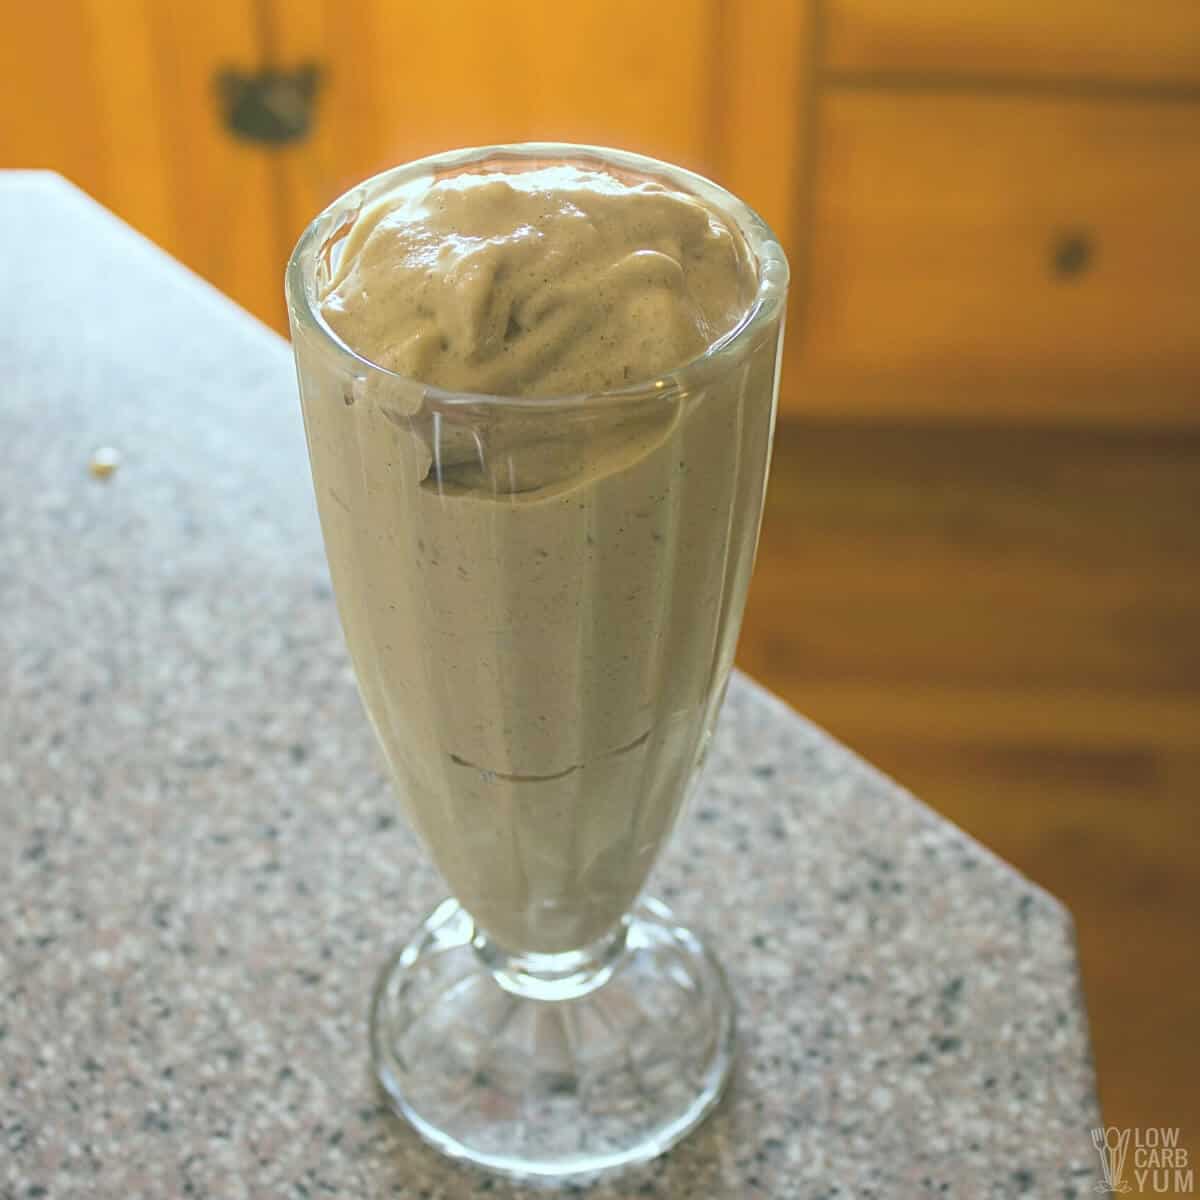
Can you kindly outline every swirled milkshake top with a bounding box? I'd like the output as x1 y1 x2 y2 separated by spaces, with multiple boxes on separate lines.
319 163 755 397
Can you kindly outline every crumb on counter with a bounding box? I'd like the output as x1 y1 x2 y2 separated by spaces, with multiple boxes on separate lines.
89 446 120 479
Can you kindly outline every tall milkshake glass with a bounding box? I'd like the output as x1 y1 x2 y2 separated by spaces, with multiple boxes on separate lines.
285 143 788 1179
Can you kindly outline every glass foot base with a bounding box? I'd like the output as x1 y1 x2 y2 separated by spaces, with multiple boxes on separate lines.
370 896 735 1180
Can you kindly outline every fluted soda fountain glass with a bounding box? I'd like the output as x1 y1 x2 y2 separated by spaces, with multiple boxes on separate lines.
285 143 788 1179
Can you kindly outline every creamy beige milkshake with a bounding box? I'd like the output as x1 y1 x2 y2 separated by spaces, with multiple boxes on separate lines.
291 155 782 954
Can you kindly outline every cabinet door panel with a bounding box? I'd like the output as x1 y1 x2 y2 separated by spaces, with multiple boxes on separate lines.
0 8 107 205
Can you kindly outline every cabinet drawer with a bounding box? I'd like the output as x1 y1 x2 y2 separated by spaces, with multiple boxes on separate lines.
791 92 1200 426
824 0 1200 87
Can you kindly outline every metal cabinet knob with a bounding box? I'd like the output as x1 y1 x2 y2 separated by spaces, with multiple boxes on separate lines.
215 63 321 145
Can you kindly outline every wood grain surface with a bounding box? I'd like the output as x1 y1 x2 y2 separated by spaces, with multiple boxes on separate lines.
824 0 1200 87
792 89 1200 426
0 0 283 326
742 418 1200 1169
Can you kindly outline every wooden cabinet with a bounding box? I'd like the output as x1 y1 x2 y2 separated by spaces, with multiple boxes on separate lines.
2 1 1198 425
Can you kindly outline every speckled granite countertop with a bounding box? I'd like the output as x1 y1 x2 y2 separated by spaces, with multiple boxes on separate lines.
1 174 1101 1198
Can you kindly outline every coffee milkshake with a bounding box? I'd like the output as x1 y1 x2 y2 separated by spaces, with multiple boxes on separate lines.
293 157 781 954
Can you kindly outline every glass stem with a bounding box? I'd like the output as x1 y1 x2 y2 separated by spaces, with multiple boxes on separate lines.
472 914 631 1001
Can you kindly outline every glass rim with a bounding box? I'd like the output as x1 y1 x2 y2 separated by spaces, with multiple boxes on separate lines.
284 142 789 411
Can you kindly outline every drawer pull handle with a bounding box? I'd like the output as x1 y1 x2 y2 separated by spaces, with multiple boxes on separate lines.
1051 230 1094 281
215 64 322 145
